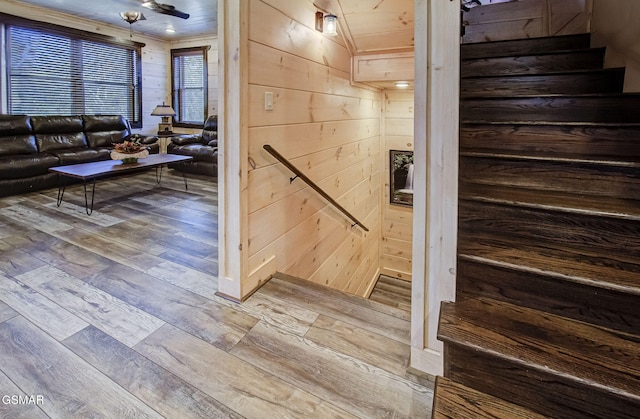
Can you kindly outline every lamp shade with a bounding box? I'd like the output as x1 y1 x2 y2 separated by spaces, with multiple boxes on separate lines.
151 103 176 117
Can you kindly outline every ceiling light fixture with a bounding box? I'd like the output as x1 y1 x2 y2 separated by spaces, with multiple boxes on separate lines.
395 81 410 88
119 11 145 24
165 27 176 33
119 11 146 38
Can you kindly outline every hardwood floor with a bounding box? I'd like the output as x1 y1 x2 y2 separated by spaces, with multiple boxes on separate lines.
0 170 432 418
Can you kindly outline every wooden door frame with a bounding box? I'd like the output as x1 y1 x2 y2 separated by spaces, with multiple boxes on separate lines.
410 0 460 376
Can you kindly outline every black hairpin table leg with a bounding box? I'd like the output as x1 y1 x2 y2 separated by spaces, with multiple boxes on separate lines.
56 176 67 207
83 178 96 215
156 165 163 184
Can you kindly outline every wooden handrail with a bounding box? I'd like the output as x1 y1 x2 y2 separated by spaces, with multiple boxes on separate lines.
263 144 369 232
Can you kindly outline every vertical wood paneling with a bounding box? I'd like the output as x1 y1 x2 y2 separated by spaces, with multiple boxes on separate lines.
246 0 382 296
382 90 414 281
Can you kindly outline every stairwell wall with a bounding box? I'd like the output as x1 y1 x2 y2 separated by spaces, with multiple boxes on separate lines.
382 90 414 282
244 0 383 296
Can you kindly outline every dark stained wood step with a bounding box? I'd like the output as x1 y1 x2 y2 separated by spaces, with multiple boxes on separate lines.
458 199 640 265
432 376 550 419
460 123 640 162
461 48 605 78
461 94 640 124
457 236 640 297
438 298 640 418
460 155 640 200
456 253 640 334
461 68 625 97
461 33 591 60
459 183 640 221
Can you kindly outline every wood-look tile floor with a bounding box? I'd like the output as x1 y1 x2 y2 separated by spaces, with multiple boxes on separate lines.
0 170 433 418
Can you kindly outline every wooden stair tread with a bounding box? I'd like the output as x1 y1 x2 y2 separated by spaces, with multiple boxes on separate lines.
461 48 605 78
432 376 550 419
269 273 409 320
457 240 640 296
461 33 591 60
462 95 640 124
460 123 640 161
438 298 640 401
460 150 640 167
459 184 640 221
461 67 625 80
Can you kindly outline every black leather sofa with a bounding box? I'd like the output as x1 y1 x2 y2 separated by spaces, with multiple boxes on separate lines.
0 114 158 197
166 115 218 177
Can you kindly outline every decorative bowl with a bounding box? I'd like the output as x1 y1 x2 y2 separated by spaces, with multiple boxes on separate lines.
110 149 149 164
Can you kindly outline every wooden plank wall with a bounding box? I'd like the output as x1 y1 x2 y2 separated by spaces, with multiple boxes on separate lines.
591 0 640 92
382 90 414 281
462 0 592 43
246 0 382 297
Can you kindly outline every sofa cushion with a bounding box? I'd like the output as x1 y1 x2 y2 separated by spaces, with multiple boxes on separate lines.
0 115 37 156
0 154 59 179
31 116 88 152
171 134 205 146
170 144 217 163
83 115 131 148
49 148 111 166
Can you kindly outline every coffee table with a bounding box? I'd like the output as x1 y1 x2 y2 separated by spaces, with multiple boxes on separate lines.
49 154 193 215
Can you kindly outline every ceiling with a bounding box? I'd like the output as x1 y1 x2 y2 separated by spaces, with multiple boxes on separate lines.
9 0 217 40
10 0 414 52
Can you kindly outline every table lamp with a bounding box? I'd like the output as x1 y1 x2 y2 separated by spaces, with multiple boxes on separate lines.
151 102 176 135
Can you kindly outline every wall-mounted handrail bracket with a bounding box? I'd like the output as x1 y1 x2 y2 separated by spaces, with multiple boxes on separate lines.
263 144 369 232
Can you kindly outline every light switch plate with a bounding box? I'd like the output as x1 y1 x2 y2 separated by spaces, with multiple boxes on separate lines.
264 92 274 111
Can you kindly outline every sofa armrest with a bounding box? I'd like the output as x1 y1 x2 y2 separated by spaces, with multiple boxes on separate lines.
171 134 204 146
139 135 160 145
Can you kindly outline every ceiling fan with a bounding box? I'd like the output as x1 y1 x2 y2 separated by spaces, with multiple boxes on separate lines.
141 0 190 20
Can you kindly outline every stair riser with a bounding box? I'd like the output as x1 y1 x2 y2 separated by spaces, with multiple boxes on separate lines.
461 34 591 60
461 71 625 97
460 157 640 199
460 124 640 161
456 258 640 334
443 344 640 418
458 201 640 262
461 49 605 78
462 95 640 123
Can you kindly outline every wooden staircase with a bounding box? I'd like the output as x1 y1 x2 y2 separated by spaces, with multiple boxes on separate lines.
433 33 640 418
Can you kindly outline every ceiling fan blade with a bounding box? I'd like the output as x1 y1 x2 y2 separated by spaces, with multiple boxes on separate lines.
141 0 189 19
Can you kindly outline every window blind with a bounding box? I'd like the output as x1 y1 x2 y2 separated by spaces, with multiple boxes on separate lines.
171 47 208 126
6 25 141 126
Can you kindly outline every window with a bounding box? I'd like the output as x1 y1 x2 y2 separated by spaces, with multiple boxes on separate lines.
4 15 143 127
171 46 209 127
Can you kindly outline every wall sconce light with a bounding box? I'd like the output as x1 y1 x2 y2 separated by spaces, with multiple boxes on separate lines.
315 11 338 36
151 102 176 135
323 13 338 36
